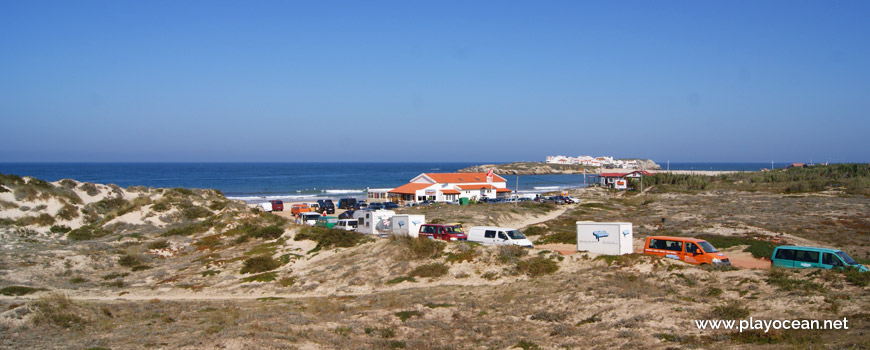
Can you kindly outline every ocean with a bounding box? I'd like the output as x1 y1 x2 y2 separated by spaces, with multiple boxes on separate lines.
0 162 773 203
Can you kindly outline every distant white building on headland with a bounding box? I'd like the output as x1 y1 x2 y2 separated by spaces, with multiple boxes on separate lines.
545 155 640 169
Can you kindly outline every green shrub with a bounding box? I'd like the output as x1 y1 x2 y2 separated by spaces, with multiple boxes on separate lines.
118 255 140 267
31 293 89 329
392 236 445 260
523 226 548 236
79 183 100 196
514 340 541 350
131 265 152 271
394 310 422 323
181 205 211 220
445 243 478 263
385 276 417 285
162 220 212 237
251 225 284 240
69 277 87 284
295 226 371 251
55 204 80 220
241 272 278 282
208 201 227 211
101 272 129 280
711 300 750 319
147 240 170 250
497 245 529 264
240 255 281 274
767 268 826 293
17 213 55 227
409 263 449 278
151 201 170 212
67 225 111 241
0 285 47 296
50 225 72 233
841 266 870 287
516 257 559 277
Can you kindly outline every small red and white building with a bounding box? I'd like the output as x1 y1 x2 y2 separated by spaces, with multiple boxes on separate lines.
595 170 652 189
386 172 512 204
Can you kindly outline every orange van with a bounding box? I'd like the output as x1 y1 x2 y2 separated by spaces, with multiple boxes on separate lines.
643 236 730 266
290 204 310 215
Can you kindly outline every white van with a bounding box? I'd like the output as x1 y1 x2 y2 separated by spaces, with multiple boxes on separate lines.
299 212 321 226
335 219 358 231
467 226 534 248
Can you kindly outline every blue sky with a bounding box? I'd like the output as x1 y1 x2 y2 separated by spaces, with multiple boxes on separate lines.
1 1 868 163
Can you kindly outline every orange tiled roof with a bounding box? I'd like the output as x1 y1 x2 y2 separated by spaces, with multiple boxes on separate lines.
496 188 512 192
457 184 497 190
424 173 507 183
440 189 460 194
389 183 432 194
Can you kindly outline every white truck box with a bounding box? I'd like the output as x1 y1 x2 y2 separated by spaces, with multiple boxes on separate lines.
390 215 425 238
576 221 633 255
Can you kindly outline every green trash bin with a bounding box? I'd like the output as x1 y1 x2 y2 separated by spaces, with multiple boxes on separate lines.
459 197 470 206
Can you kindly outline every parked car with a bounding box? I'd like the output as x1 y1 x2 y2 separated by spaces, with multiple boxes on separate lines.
338 198 357 210
290 204 310 215
772 246 868 271
353 201 368 210
269 200 284 211
314 216 339 229
418 224 467 242
643 236 730 266
367 202 385 210
317 199 336 214
467 226 533 248
335 219 358 231
338 210 355 219
299 212 321 226
309 203 320 212
383 202 399 210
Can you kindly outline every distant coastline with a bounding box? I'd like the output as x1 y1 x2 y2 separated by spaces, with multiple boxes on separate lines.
459 159 661 175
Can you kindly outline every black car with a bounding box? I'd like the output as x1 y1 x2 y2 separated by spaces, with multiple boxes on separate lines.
383 202 399 210
353 201 368 210
367 202 385 210
338 210 355 219
317 199 336 214
338 198 357 210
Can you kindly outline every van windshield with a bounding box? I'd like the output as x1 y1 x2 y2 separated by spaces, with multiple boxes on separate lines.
836 251 858 265
444 226 464 234
698 241 718 253
506 230 526 239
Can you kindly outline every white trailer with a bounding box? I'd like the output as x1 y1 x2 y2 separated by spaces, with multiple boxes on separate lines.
390 215 425 238
576 221 633 255
256 201 273 212
354 210 397 235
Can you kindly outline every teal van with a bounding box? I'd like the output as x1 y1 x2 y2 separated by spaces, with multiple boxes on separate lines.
772 246 868 272
314 216 339 229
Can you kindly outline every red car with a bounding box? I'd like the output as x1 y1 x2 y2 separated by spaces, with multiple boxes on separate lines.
270 200 284 211
419 224 467 242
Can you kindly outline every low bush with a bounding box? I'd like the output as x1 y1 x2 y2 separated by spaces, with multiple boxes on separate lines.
516 257 559 277
118 254 140 267
17 213 55 227
31 293 89 329
147 240 170 250
445 243 478 263
767 268 826 294
385 276 417 285
67 225 111 241
523 226 548 236
841 266 870 287
55 204 79 220
295 226 371 251
391 236 445 260
250 225 284 240
1 285 47 296
711 300 750 319
530 311 567 322
50 225 72 233
79 182 100 196
394 310 422 323
697 234 778 259
162 219 213 237
181 205 212 220
497 245 528 264
240 255 281 274
409 263 449 278
241 272 278 282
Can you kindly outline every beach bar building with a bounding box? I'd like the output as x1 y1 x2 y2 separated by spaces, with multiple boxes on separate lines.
388 173 512 204
595 171 651 190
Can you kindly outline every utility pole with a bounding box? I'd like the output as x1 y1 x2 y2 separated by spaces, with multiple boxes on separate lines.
667 160 670 172
515 172 519 208
771 160 774 170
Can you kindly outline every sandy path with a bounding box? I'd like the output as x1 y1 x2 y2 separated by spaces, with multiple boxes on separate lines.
503 205 569 230
726 250 771 269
